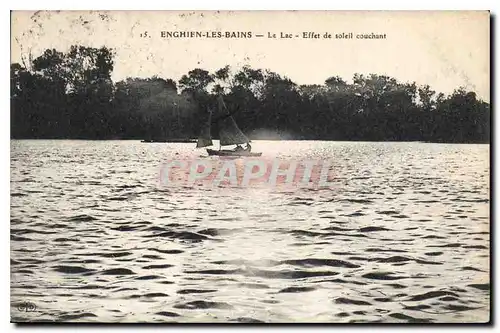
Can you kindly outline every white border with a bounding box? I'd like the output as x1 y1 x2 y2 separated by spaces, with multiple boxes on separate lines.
2 1 497 333
5 1 500 10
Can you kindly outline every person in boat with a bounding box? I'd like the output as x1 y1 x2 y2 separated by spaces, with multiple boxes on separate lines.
245 142 252 152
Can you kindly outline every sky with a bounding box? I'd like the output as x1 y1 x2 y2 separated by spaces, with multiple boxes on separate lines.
10 10 490 101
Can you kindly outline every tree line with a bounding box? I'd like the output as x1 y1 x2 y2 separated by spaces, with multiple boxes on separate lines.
11 45 490 143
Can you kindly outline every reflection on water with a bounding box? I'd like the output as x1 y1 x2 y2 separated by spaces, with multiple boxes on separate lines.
10 140 490 323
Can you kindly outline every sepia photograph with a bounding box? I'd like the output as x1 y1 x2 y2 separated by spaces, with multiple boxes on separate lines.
10 10 490 324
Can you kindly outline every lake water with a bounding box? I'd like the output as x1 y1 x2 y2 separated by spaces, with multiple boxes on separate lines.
10 140 490 323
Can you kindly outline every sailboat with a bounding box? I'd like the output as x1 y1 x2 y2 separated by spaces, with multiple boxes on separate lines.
196 96 262 157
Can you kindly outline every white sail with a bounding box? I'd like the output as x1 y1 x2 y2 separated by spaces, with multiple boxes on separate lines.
215 95 250 146
218 115 250 146
196 109 213 148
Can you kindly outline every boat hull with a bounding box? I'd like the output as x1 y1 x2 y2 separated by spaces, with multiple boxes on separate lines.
141 139 196 143
206 149 262 157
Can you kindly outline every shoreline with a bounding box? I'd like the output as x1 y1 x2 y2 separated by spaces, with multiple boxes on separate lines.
9 138 491 144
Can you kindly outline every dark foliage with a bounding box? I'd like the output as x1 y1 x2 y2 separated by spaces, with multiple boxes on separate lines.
11 46 490 143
